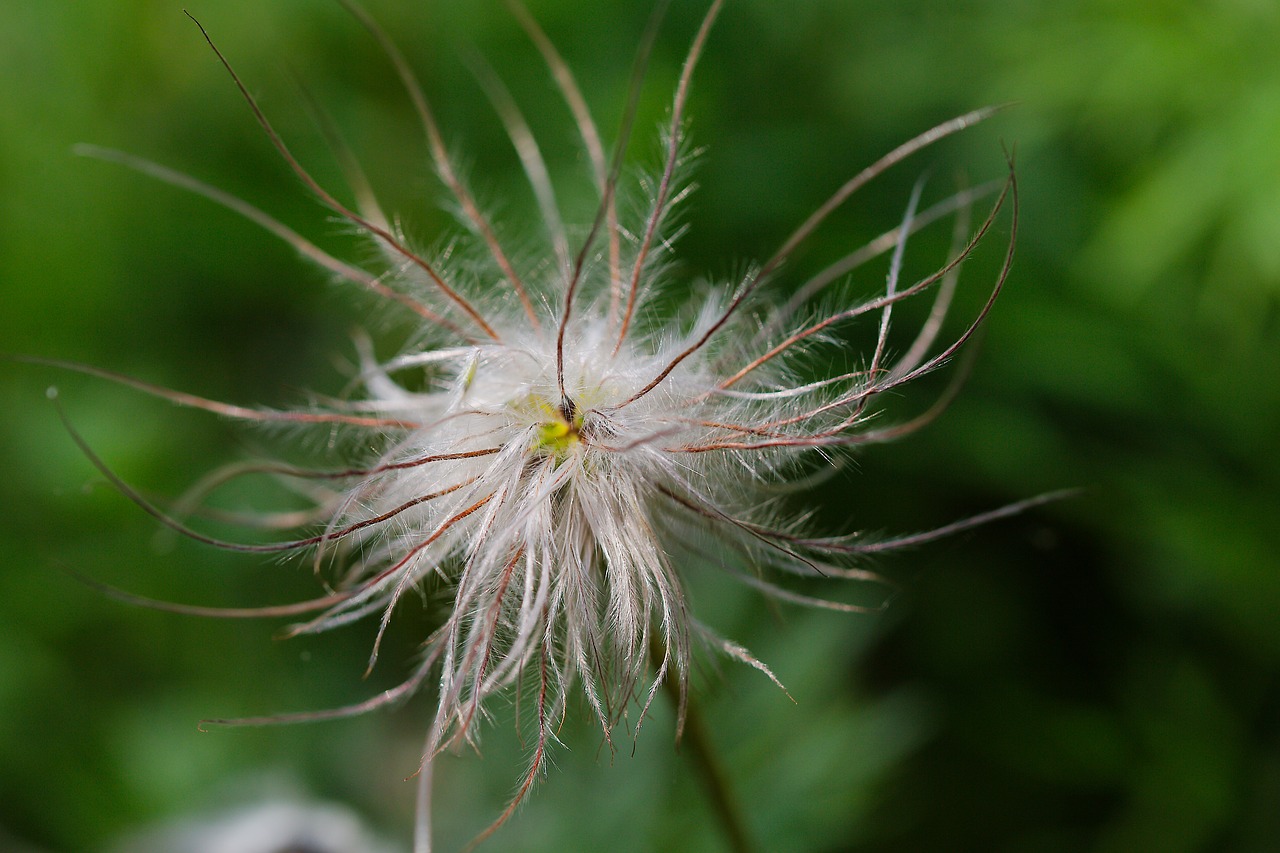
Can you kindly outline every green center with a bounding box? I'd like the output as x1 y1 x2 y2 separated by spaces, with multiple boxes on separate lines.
531 399 583 458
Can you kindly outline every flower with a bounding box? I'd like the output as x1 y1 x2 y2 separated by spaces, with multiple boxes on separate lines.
57 0 1034 849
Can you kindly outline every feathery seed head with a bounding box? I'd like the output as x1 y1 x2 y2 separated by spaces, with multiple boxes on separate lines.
58 1 1031 849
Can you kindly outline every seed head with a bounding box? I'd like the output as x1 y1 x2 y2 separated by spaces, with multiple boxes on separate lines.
56 1 1041 849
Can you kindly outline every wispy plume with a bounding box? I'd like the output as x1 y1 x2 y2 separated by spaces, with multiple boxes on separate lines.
54 1 1042 849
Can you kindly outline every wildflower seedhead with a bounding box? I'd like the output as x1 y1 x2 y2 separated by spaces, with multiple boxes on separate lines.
54 1 1047 849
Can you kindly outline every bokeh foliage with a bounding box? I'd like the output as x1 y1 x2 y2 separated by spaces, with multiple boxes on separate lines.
2 1 1277 850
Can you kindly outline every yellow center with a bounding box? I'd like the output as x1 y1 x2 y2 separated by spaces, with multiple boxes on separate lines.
531 399 583 458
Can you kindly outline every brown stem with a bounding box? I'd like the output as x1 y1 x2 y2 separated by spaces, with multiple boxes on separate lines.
662 672 754 853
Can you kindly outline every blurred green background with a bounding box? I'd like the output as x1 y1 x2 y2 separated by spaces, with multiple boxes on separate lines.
2 1 1278 851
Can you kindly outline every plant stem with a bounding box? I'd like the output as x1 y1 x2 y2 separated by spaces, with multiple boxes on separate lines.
663 674 754 853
